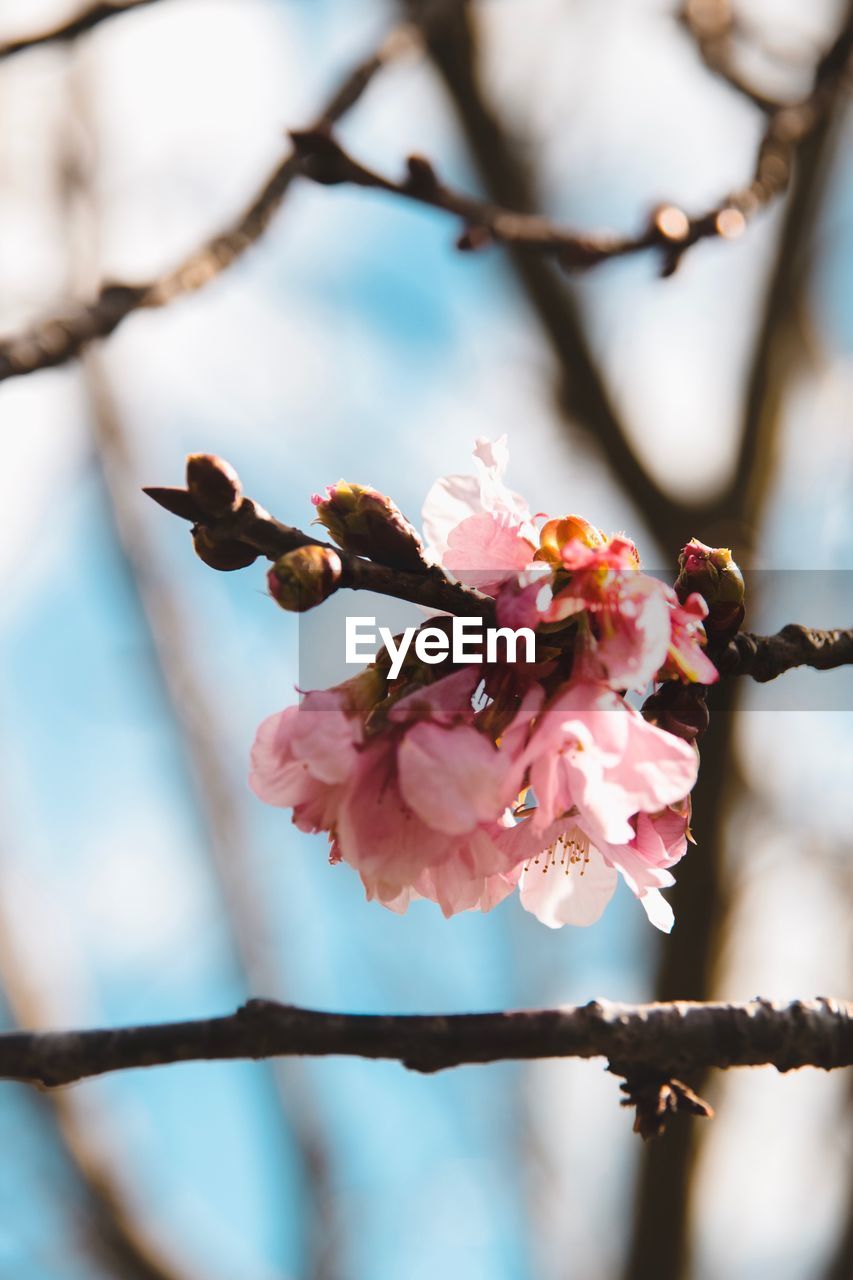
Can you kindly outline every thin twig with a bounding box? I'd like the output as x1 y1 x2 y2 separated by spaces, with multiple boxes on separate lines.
290 11 852 279
0 0 163 61
0 997 849 1087
680 0 787 113
0 22 419 382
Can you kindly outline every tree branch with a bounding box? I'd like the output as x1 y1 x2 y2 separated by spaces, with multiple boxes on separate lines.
0 0 163 62
679 0 789 113
0 997 849 1088
0 22 418 382
290 10 852 276
145 474 853 683
718 625 853 681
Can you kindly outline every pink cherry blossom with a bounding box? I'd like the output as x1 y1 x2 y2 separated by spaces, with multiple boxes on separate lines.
249 688 362 835
662 591 720 684
334 671 522 912
545 536 717 692
249 436 727 931
422 436 537 593
510 801 691 933
513 680 698 849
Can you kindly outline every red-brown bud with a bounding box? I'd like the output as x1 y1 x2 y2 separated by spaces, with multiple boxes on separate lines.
641 681 710 743
267 544 343 612
186 454 243 518
192 528 259 571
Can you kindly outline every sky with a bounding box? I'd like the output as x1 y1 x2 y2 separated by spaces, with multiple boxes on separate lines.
0 1 850 1278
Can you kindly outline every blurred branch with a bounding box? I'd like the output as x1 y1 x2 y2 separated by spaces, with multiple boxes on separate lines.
407 0 852 552
88 366 341 1278
63 66 339 1279
145 473 853 683
625 7 853 1278
408 0 700 550
0 0 162 61
290 7 850 286
0 21 418 382
0 883 204 1280
680 0 788 112
0 996 849 1095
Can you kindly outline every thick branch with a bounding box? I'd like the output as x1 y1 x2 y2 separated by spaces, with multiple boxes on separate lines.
0 22 417 382
291 13 852 279
0 0 162 61
0 998 849 1088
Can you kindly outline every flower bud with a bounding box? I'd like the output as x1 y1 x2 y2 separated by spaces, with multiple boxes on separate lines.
312 481 426 571
675 539 745 641
186 454 242 518
642 681 709 744
193 528 259 571
535 515 606 567
267 545 343 611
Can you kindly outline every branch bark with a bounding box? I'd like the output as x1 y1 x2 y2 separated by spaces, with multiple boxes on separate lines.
0 998 848 1088
0 0 163 61
0 21 417 381
680 0 792 113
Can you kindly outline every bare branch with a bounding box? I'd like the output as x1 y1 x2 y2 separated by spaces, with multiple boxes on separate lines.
0 22 418 382
0 0 163 61
718 625 853 681
291 12 852 278
680 0 787 113
0 997 849 1089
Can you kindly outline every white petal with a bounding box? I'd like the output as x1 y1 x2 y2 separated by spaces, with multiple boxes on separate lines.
421 473 483 558
520 847 617 928
639 888 674 933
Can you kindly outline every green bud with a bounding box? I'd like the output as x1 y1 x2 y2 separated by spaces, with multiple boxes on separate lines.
675 538 745 641
311 481 426 571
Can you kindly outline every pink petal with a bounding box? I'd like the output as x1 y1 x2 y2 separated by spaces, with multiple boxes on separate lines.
444 512 535 594
398 723 506 834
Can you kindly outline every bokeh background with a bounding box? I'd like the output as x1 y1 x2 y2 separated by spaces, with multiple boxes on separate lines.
0 1 850 1277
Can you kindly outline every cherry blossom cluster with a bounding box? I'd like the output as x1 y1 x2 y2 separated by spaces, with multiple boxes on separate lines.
251 439 729 932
